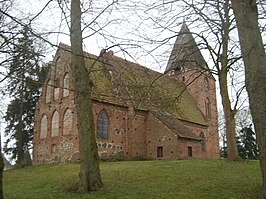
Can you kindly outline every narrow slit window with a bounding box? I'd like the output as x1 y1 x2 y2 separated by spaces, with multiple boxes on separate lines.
188 146 192 157
204 77 209 90
63 73 70 97
200 132 206 152
157 146 163 158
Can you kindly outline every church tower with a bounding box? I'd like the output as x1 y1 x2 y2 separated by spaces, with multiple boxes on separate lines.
164 23 220 158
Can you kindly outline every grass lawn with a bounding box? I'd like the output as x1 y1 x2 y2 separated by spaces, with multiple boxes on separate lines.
4 159 261 199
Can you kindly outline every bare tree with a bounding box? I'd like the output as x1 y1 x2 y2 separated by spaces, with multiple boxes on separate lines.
184 0 242 161
141 0 244 160
0 1 17 198
231 0 266 197
70 0 102 192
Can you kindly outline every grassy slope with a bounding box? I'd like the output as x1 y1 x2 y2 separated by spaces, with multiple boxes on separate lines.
4 160 261 199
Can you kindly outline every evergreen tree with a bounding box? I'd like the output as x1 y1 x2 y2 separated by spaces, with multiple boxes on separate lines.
221 125 258 160
237 125 258 160
220 133 228 158
3 25 47 167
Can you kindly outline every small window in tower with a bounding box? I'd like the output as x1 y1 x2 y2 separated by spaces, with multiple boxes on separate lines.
170 68 180 76
204 77 209 90
171 70 175 76
200 132 206 152
157 146 163 157
188 146 192 157
205 97 211 118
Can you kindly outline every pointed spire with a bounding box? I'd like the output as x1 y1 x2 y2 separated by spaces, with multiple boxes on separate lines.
164 22 207 74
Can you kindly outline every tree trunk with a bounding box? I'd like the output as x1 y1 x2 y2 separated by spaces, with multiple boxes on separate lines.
0 155 4 199
231 0 266 197
16 65 32 167
16 98 24 167
70 0 102 193
218 0 241 161
0 134 4 199
219 69 240 161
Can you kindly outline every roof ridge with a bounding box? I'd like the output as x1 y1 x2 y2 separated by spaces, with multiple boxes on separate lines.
55 42 208 125
58 42 165 78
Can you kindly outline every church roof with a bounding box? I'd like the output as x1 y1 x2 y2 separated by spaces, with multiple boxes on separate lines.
57 43 207 127
151 111 202 140
164 23 207 73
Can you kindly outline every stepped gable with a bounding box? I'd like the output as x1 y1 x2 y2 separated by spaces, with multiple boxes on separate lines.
164 23 207 73
57 43 127 106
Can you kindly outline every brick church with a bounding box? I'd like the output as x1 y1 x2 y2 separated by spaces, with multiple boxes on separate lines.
32 23 220 163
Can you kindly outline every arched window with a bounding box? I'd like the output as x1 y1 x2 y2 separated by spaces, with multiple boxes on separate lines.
53 57 61 101
54 79 60 101
97 110 108 138
40 115 48 139
63 108 72 135
63 73 70 97
200 132 206 152
54 57 59 78
55 56 63 78
46 80 51 103
51 111 59 137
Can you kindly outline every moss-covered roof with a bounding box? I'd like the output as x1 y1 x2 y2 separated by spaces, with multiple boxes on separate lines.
165 23 207 73
58 43 207 127
151 111 202 140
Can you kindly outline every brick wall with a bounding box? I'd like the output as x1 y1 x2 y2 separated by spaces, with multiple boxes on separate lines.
146 114 179 160
33 47 220 163
174 68 220 158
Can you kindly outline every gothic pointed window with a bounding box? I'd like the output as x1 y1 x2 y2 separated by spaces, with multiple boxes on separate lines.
40 115 48 139
51 111 59 137
63 73 70 97
97 110 108 138
55 57 63 78
46 80 51 103
54 79 60 101
54 57 61 101
63 108 72 135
